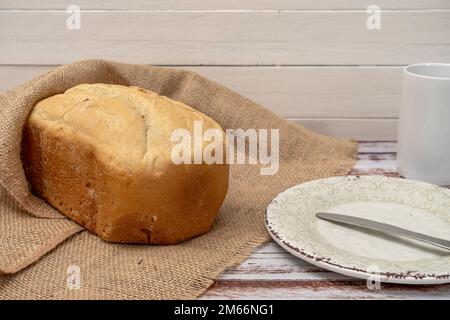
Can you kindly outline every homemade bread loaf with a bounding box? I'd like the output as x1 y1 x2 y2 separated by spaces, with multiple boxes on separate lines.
21 83 229 244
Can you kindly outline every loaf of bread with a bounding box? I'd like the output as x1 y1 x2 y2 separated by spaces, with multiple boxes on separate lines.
21 84 229 244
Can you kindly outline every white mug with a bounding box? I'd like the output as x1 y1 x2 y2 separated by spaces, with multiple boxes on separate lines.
397 63 450 185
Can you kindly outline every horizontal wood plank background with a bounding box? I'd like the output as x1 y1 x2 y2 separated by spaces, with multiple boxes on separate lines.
1 1 449 140
1 11 449 65
2 1 450 10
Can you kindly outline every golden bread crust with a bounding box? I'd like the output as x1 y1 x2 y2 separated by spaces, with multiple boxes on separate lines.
21 84 229 244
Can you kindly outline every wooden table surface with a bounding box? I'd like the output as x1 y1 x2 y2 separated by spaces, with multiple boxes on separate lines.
201 141 450 300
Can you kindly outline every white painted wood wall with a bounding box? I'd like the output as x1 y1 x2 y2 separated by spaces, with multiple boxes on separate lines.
1 1 449 140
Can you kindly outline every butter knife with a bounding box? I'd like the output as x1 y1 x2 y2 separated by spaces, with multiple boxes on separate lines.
316 212 450 251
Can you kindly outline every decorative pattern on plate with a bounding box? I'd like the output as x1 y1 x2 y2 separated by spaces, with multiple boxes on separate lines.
265 176 450 284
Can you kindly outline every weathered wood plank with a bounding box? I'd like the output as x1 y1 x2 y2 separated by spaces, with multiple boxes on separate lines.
353 159 397 171
1 11 449 65
357 141 396 154
201 280 450 299
2 0 450 10
220 247 353 281
350 168 400 177
0 65 402 119
291 118 398 141
356 153 396 161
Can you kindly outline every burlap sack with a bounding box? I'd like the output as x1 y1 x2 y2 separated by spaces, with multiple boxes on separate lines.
0 59 357 299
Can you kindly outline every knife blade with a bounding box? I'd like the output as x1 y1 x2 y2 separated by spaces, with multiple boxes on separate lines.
316 212 450 251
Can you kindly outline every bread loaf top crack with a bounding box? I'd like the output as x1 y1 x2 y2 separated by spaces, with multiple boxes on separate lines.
29 83 223 175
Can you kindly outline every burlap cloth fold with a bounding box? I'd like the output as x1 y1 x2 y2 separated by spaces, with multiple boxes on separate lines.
0 59 357 299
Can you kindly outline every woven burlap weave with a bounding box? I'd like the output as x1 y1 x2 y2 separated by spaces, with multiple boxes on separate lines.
0 59 357 299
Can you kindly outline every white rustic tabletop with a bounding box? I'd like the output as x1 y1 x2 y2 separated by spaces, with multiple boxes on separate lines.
200 142 450 300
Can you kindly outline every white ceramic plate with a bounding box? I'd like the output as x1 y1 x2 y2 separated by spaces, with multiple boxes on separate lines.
265 176 450 284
